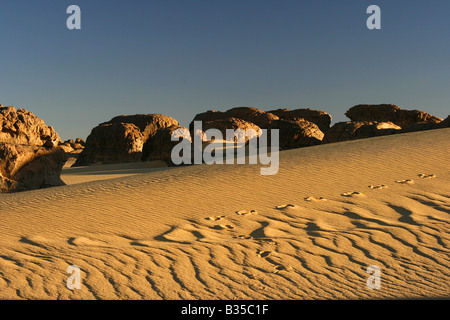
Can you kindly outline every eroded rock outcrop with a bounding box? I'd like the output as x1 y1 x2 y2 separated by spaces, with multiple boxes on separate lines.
73 114 179 166
399 114 450 133
224 107 278 129
189 107 278 132
142 125 192 164
0 105 66 193
267 108 332 133
0 143 67 193
0 105 61 146
323 121 401 143
268 118 324 150
438 115 450 128
201 117 262 142
59 138 85 153
345 104 442 128
73 122 144 166
189 107 328 151
106 114 178 141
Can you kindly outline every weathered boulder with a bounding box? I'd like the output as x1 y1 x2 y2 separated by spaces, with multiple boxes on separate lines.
201 117 261 142
105 114 178 141
267 108 332 133
59 138 85 153
189 110 225 126
268 118 324 150
437 115 450 128
345 104 442 128
323 121 401 143
73 122 144 166
0 105 61 146
73 114 178 166
75 138 85 146
58 142 75 153
0 105 66 193
189 107 278 132
399 115 450 133
58 139 85 168
224 107 279 129
142 125 192 164
400 122 440 133
0 143 67 193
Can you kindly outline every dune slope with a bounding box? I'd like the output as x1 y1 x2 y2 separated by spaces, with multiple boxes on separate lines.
0 129 449 299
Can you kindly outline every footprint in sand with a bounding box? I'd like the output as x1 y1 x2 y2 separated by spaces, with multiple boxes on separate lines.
368 185 388 190
396 179 414 184
234 235 253 240
275 204 295 209
235 210 258 216
215 224 235 231
418 173 436 179
257 250 272 258
256 251 291 273
260 239 278 245
304 196 327 202
341 191 366 198
274 264 286 271
68 236 109 247
205 215 226 221
273 264 292 273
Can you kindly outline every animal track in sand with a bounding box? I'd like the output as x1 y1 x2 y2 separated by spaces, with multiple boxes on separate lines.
369 185 388 189
275 204 295 209
304 196 327 202
257 250 272 258
274 265 285 271
68 236 109 247
215 224 235 231
233 235 253 240
205 215 226 221
341 191 366 198
273 264 292 273
396 179 414 184
418 173 436 179
235 210 258 216
260 239 277 245
256 250 291 273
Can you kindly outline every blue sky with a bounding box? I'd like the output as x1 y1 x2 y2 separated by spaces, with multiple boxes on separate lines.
0 0 449 140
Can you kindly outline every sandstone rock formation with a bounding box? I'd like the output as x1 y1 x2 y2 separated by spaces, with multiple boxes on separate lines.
189 107 329 151
142 125 191 164
268 118 324 150
0 105 61 146
201 117 261 142
58 138 86 167
0 143 67 193
189 107 278 132
399 114 450 133
267 108 332 133
105 114 178 141
438 115 450 128
75 138 86 146
0 105 66 193
59 138 85 153
73 122 144 166
74 114 178 166
400 122 440 133
224 107 278 129
345 104 442 128
323 121 401 143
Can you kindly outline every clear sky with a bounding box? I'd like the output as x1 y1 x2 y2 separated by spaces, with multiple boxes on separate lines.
0 0 449 140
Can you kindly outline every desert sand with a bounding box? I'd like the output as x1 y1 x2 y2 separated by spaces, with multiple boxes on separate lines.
0 128 449 300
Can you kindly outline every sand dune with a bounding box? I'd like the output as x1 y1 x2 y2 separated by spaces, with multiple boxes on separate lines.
0 129 449 299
